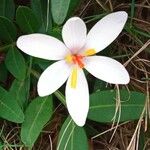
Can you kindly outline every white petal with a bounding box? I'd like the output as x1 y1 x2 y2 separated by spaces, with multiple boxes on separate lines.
62 17 87 54
38 60 71 96
17 33 69 60
66 69 89 126
85 56 130 84
84 11 128 53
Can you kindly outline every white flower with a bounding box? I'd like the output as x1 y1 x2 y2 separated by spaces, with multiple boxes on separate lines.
17 11 130 126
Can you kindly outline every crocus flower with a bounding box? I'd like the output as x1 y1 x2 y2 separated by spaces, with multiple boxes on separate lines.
17 11 130 126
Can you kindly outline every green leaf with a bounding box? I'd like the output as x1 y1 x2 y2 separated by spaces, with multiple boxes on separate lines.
0 141 3 150
88 90 145 122
93 79 110 92
131 27 150 38
0 62 7 82
0 16 16 43
0 87 24 123
139 129 146 150
67 0 81 17
5 47 26 80
51 0 69 25
9 78 30 108
16 6 41 33
31 0 52 33
51 0 81 24
21 96 53 147
33 58 52 70
0 0 15 20
57 117 88 150
130 0 135 26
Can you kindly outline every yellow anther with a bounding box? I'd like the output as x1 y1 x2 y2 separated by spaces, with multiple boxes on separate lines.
84 49 96 56
71 67 78 88
65 54 72 63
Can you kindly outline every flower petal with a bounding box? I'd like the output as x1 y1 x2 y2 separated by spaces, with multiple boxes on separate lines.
38 60 71 96
17 33 69 60
85 56 130 84
62 17 87 53
66 68 89 126
84 11 128 53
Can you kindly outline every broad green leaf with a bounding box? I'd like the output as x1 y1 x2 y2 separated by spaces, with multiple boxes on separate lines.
51 0 69 25
21 96 53 147
88 90 146 122
0 0 15 20
57 117 88 150
0 87 24 123
5 47 26 80
9 78 30 108
51 0 81 25
31 0 52 33
16 6 41 33
0 17 16 43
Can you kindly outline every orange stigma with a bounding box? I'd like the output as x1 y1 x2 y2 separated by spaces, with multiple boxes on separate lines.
65 54 85 68
72 55 84 68
65 49 96 68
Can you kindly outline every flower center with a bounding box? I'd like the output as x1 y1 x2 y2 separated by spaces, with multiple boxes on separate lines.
65 54 85 68
65 49 96 88
65 49 96 68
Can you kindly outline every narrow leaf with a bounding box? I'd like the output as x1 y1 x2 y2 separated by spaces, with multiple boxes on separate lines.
0 87 24 123
5 47 26 80
57 117 88 150
88 90 146 122
21 96 53 147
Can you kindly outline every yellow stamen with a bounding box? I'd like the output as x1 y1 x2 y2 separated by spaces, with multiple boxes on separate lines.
65 54 72 63
84 49 96 56
71 67 78 88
